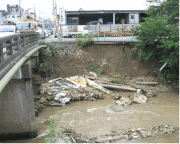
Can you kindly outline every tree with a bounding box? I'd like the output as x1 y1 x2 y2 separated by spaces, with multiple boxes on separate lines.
133 0 179 82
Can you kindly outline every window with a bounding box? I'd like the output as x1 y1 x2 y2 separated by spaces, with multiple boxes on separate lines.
17 16 20 18
5 16 7 19
12 16 15 18
131 15 134 19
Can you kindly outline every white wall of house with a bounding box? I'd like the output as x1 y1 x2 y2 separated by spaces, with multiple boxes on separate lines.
4 14 20 24
129 13 139 24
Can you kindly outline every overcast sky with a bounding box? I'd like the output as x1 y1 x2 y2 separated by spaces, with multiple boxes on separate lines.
0 0 149 19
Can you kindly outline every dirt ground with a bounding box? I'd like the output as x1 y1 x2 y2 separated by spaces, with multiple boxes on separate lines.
39 44 158 78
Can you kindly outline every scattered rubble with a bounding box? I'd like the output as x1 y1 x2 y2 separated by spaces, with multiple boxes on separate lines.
116 96 132 108
133 93 148 104
97 125 178 143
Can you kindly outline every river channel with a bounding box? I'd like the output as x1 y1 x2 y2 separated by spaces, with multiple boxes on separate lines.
8 92 179 143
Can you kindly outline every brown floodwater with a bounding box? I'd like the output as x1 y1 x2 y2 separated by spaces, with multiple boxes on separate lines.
6 92 179 143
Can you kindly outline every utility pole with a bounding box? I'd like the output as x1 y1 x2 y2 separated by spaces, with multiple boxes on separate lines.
34 4 36 21
53 0 56 29
19 0 21 20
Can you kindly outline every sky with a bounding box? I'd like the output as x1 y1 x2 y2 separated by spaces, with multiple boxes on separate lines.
0 0 150 19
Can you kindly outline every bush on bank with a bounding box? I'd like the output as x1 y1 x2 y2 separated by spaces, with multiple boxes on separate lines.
133 0 179 84
75 32 94 48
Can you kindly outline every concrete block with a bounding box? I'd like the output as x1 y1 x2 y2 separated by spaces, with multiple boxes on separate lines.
0 79 37 141
12 68 22 79
21 61 32 79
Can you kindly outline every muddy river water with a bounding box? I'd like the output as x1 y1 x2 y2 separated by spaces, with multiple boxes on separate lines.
9 92 179 143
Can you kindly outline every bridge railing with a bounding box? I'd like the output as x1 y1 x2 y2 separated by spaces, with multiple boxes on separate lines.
0 33 38 62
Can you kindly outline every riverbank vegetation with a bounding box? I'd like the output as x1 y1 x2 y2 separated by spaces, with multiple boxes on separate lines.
133 0 179 87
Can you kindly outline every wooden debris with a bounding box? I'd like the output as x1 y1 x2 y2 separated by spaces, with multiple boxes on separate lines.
136 81 158 85
85 76 96 80
48 77 62 83
100 84 137 91
71 135 76 143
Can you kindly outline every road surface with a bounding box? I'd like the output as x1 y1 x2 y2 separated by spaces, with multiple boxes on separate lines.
44 35 139 42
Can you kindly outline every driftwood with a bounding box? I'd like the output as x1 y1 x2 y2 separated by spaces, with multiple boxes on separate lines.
100 84 137 91
136 81 158 85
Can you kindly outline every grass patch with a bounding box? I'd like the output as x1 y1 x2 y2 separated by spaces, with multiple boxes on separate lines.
100 75 121 83
91 65 102 74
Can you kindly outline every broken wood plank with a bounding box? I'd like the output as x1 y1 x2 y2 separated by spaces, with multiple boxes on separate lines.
85 76 96 80
99 84 137 91
136 81 158 85
48 77 62 83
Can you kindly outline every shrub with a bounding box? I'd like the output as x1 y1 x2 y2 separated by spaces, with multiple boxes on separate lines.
130 49 138 58
75 32 94 48
133 0 179 82
45 117 63 143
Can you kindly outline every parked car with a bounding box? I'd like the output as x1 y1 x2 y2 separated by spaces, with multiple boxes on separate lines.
44 29 51 37
48 29 53 35
0 25 19 37
36 27 45 39
0 25 19 56
87 21 102 25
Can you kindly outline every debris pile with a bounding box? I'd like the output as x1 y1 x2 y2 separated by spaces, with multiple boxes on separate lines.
56 125 178 143
38 72 112 106
99 125 178 143
125 76 169 93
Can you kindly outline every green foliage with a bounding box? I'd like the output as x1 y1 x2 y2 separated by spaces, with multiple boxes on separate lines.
159 77 164 82
120 51 123 55
130 49 138 58
39 40 45 45
43 62 51 71
45 117 63 143
52 48 57 56
100 75 121 83
91 65 102 74
133 0 179 81
75 32 94 48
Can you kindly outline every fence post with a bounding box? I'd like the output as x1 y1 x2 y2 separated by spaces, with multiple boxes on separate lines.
104 33 105 41
97 33 99 40
17 35 20 50
0 42 4 61
9 38 13 55
23 35 25 48
59 33 61 41
132 34 133 41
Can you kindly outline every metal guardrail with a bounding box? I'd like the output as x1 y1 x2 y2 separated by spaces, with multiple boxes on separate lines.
0 33 39 62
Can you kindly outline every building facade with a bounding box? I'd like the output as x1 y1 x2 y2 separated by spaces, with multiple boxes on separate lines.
65 10 147 25
2 4 25 24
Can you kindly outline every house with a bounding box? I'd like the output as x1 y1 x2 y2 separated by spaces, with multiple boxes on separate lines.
65 10 147 25
3 4 25 24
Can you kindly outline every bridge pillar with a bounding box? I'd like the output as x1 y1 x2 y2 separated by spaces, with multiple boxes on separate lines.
0 61 37 141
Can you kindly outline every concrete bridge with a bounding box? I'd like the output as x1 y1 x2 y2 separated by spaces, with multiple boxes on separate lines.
0 33 46 141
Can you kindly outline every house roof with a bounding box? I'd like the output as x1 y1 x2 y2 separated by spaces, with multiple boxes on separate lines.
0 10 8 16
66 10 147 15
